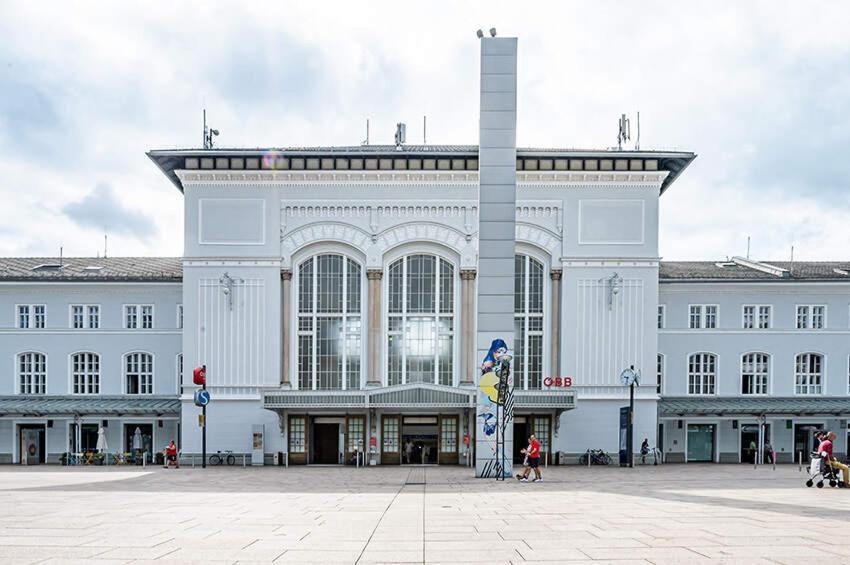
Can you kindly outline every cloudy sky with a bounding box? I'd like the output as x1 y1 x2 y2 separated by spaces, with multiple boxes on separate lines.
1 2 848 261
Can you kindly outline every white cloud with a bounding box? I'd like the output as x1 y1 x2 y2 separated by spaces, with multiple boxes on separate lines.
0 1 848 260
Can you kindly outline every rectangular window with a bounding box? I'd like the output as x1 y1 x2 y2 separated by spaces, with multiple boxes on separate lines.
743 305 755 329
656 354 664 394
797 305 826 329
125 304 154 329
657 305 665 329
689 305 717 329
382 416 399 453
88 305 99 328
347 417 365 453
757 305 771 329
125 305 138 329
71 305 99 329
17 305 45 329
72 305 85 329
533 417 550 456
288 416 305 453
440 417 457 453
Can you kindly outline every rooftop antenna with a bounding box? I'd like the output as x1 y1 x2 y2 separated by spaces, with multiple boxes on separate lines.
361 118 370 146
746 235 750 259
203 109 219 149
423 115 427 145
635 111 640 150
394 122 406 150
104 234 108 259
617 114 630 150
59 245 63 266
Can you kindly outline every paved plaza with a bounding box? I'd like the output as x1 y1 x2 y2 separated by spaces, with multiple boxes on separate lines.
0 464 849 564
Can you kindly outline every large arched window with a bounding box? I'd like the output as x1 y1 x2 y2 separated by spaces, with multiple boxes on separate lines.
18 352 46 395
71 352 100 394
795 353 823 395
125 352 153 394
514 254 544 389
387 254 455 386
741 352 769 395
688 353 716 395
297 254 362 390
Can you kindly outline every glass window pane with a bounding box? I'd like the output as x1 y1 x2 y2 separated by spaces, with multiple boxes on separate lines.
439 259 453 313
298 259 313 313
514 255 525 313
438 335 453 386
387 334 403 386
406 316 435 383
407 255 435 313
346 317 361 390
347 260 361 313
317 317 342 389
317 255 344 313
298 335 312 389
388 259 403 314
529 258 543 313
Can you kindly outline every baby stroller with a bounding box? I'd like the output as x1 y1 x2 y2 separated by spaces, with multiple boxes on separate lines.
806 451 845 488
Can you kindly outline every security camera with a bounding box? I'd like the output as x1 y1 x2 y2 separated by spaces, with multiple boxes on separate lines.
476 29 484 39
489 28 497 37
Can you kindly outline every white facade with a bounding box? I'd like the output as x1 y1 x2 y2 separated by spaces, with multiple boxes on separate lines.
0 270 181 464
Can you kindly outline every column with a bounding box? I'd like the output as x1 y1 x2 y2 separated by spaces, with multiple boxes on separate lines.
550 269 562 376
367 269 383 387
281 270 292 386
460 269 477 385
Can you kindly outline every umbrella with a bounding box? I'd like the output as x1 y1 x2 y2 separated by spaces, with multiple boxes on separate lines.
132 427 142 451
96 426 108 453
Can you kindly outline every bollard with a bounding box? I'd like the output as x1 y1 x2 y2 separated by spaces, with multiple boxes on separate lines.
192 454 196 469
243 454 247 468
142 452 146 468
772 451 776 471
798 451 802 472
587 450 591 468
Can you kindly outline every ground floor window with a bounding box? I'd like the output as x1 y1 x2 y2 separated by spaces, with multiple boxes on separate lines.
289 417 306 453
382 416 399 454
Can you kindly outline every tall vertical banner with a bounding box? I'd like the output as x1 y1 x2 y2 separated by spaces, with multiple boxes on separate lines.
475 36 518 478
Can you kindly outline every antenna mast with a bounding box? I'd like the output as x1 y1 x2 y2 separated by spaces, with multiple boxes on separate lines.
635 111 640 150
203 109 219 149
746 236 750 259
617 114 630 150
423 115 427 144
104 234 108 259
361 119 370 146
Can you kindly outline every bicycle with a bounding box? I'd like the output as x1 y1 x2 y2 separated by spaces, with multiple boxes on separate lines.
209 450 236 466
578 449 612 466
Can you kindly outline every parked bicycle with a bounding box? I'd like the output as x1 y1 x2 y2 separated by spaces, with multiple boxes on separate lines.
209 450 236 466
579 449 612 466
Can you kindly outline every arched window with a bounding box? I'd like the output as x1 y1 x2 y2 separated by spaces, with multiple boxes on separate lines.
741 352 769 395
795 353 823 395
72 352 100 394
514 254 544 389
125 352 153 394
18 352 46 395
387 254 455 386
297 254 362 390
688 353 716 395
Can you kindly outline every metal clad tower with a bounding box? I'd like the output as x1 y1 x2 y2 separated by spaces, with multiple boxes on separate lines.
475 36 517 478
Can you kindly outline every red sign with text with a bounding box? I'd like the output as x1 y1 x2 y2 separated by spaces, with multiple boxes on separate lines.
542 376 573 388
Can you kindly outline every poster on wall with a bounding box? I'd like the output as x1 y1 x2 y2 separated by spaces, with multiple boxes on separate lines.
476 338 514 478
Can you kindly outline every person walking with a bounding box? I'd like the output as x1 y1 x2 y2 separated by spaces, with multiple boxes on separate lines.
516 435 542 482
516 439 531 482
640 438 650 464
404 440 414 464
164 440 179 469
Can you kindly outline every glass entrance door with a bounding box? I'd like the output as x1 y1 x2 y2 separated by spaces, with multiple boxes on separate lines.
687 424 715 462
794 423 823 463
402 416 438 464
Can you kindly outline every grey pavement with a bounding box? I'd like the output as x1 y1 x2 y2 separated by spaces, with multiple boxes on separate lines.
0 464 848 564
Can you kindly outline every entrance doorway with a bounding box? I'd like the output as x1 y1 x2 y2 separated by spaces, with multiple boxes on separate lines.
124 424 153 460
311 418 344 464
740 423 771 463
794 423 823 463
19 424 46 465
402 416 437 464
513 417 530 464
687 424 715 462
